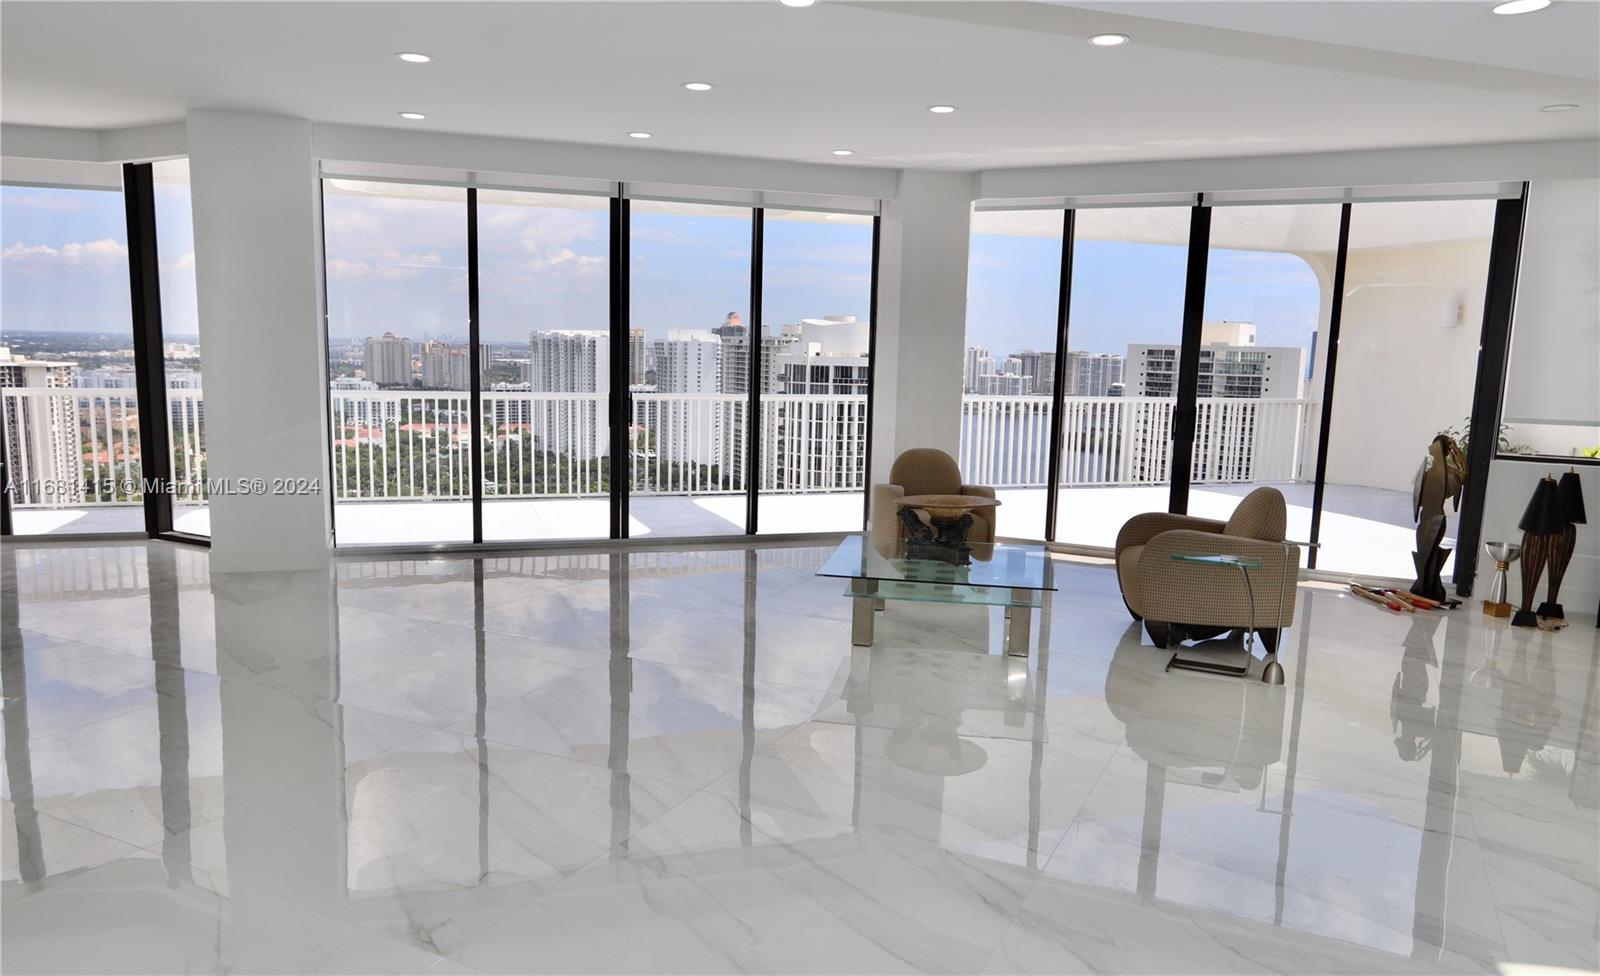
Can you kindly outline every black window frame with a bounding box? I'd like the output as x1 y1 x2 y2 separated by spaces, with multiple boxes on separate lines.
0 162 206 546
1012 192 1525 596
314 182 882 550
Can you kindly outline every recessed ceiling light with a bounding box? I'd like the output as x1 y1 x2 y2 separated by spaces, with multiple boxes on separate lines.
1539 102 1579 112
928 104 958 114
779 0 816 6
398 112 427 120
396 52 431 63
1088 33 1131 46
1491 0 1550 14
628 131 653 139
683 81 714 92
831 149 854 156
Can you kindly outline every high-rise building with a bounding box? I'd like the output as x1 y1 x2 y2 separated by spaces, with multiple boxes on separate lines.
651 330 721 394
363 332 413 387
1062 351 1126 397
1013 350 1056 397
527 330 609 392
628 328 647 386
766 316 871 490
527 330 610 458
1125 322 1304 400
963 346 991 393
971 372 1030 395
771 316 869 395
0 347 82 505
420 341 470 389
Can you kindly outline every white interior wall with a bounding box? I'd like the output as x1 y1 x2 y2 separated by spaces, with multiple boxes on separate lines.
186 111 331 572
1502 178 1600 457
1323 237 1492 494
869 170 975 514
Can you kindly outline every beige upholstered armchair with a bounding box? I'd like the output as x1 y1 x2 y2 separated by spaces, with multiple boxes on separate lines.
1114 487 1299 652
871 448 996 545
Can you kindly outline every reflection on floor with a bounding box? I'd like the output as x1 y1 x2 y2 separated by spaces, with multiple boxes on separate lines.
2 540 1595 974
9 482 1430 582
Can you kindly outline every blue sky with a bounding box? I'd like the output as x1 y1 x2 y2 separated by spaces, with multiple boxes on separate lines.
5 183 1315 361
1 181 198 342
966 231 1322 359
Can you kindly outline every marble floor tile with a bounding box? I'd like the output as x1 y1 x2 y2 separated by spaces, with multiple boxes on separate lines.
2 539 1597 975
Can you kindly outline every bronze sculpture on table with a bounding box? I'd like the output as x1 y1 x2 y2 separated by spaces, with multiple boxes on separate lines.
894 494 1000 565
1411 434 1466 603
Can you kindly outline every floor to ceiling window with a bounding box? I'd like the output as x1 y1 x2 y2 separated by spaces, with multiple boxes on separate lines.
755 209 874 535
1187 203 1342 560
152 159 208 538
627 200 753 538
1054 205 1194 549
476 189 611 543
322 179 472 546
1318 198 1496 579
962 208 1063 540
1 178 142 536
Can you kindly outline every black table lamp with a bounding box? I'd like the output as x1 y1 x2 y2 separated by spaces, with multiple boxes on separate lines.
1513 476 1565 628
1539 470 1588 620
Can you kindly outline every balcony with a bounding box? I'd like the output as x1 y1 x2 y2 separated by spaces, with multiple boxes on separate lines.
4 388 1432 579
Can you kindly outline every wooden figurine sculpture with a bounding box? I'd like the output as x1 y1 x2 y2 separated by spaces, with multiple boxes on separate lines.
1513 476 1566 628
1411 434 1467 602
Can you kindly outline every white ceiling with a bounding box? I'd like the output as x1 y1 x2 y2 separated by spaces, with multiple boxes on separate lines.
1 0 1595 172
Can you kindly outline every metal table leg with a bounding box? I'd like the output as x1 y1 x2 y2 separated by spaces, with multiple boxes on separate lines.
851 579 878 647
1239 563 1256 655
1006 589 1031 657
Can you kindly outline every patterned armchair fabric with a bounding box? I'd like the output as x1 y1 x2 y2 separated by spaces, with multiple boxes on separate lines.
1114 487 1299 647
870 448 997 545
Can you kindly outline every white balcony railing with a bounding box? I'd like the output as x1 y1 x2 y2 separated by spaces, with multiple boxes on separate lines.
3 386 1314 512
1 387 207 508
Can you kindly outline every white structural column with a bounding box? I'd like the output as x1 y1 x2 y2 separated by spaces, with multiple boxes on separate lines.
871 170 975 503
187 111 331 571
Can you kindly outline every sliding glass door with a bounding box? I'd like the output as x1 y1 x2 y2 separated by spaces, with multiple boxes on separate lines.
322 179 472 546
1 180 142 536
1318 199 1496 578
961 209 1063 541
756 209 875 535
1054 206 1192 549
1189 203 1342 559
969 190 1517 593
476 189 612 543
626 200 753 538
151 159 208 538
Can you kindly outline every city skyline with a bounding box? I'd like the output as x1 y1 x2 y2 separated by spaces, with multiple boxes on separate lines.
6 184 1318 371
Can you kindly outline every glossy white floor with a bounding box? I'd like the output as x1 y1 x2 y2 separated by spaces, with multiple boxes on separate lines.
2 539 1595 975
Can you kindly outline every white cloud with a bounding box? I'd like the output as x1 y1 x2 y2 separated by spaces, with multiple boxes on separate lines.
3 192 90 213
2 237 129 270
327 250 453 281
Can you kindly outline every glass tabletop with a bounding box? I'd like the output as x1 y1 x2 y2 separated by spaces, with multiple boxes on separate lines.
817 534 1056 591
1169 553 1263 569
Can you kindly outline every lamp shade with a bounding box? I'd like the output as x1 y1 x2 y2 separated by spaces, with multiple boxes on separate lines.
1557 470 1587 525
1518 477 1566 535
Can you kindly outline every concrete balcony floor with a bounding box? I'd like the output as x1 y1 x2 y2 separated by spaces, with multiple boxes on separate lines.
8 482 1448 581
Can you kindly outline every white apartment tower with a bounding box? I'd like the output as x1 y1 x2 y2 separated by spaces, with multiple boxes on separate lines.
363 332 413 387
1125 322 1305 399
527 330 610 458
420 341 470 390
0 347 82 504
651 330 721 394
1062 351 1126 397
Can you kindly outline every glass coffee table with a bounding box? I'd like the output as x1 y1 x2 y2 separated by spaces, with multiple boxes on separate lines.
817 534 1057 656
